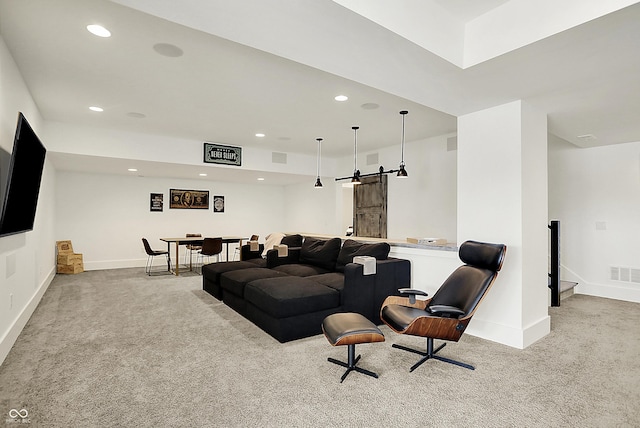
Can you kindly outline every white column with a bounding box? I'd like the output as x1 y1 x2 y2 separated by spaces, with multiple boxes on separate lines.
458 100 550 349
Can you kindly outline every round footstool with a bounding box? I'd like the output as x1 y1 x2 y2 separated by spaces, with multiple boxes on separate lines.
322 312 385 382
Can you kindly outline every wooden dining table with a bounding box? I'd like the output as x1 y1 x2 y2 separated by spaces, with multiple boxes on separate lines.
160 236 249 276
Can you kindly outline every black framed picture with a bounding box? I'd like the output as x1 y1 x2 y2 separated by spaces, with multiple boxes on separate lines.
204 142 242 166
150 193 163 212
213 195 225 213
169 189 209 209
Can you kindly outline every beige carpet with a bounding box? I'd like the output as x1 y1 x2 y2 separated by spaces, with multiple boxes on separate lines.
1 268 639 427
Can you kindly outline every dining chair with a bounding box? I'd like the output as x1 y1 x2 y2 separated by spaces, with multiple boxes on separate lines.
197 237 223 273
141 238 171 275
184 233 203 267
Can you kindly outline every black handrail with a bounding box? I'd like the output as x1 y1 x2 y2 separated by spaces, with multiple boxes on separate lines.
549 220 561 307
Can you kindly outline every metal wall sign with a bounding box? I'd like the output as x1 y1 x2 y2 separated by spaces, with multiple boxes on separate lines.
204 142 242 166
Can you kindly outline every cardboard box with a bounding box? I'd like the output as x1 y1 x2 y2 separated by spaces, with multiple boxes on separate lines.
57 253 83 265
406 237 447 246
56 240 74 254
57 261 84 274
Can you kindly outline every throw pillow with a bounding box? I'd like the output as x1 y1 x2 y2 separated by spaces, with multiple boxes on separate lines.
299 237 342 271
262 232 285 258
281 234 303 247
335 239 391 272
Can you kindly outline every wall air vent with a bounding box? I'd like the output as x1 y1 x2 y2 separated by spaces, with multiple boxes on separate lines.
447 136 457 151
620 267 630 282
610 266 619 281
272 152 287 164
610 266 640 284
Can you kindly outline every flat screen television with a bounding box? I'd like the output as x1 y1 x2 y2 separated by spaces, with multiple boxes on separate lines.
0 112 47 237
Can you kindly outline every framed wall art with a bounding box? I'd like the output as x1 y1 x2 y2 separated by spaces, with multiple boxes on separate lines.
213 195 225 213
150 193 163 212
169 189 209 209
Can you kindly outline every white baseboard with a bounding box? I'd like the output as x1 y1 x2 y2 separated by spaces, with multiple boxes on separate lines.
83 258 147 271
466 314 551 349
576 282 640 303
0 267 56 366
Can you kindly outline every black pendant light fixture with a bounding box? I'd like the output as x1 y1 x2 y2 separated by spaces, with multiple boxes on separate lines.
350 126 361 185
335 112 410 184
397 110 408 178
314 137 323 188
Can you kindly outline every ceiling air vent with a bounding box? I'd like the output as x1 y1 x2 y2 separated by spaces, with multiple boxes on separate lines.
272 152 287 164
366 153 379 166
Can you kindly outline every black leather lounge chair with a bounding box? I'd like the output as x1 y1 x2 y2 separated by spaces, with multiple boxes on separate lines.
380 240 506 372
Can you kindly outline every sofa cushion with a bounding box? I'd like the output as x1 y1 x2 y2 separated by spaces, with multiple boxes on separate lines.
335 239 391 272
245 276 340 319
299 237 342 271
281 234 303 247
246 258 267 268
202 261 258 282
272 263 330 277
220 268 289 298
306 272 345 292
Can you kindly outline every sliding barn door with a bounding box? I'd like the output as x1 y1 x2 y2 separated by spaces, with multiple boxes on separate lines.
353 175 387 238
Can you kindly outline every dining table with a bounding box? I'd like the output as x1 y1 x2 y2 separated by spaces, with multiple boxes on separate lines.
160 236 249 276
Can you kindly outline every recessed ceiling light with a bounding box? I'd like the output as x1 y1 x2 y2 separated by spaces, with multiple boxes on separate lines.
199 173 207 177
577 134 597 141
87 24 111 38
89 106 104 112
255 133 265 138
257 177 265 181
153 43 184 57
127 168 137 172
334 95 348 102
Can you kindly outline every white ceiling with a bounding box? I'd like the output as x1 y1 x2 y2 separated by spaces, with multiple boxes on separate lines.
1 0 639 183
433 0 510 21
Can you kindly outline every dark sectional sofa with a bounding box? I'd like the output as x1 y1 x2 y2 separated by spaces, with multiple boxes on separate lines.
202 234 411 342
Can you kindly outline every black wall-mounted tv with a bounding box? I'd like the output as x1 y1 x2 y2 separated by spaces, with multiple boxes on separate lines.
0 112 47 237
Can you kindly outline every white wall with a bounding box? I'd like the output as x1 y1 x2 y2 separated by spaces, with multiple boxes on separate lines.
458 101 549 349
0 36 57 364
283 179 342 236
55 171 288 269
336 133 458 242
549 137 640 302
43 121 329 179
53 137 454 271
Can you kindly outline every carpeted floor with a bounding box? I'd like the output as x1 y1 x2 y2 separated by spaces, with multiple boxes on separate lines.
1 268 639 427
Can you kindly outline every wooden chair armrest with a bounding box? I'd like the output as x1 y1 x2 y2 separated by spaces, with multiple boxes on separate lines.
381 295 429 310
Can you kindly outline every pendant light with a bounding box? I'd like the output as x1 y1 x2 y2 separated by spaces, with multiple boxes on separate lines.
350 126 361 185
314 138 323 188
397 110 408 178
